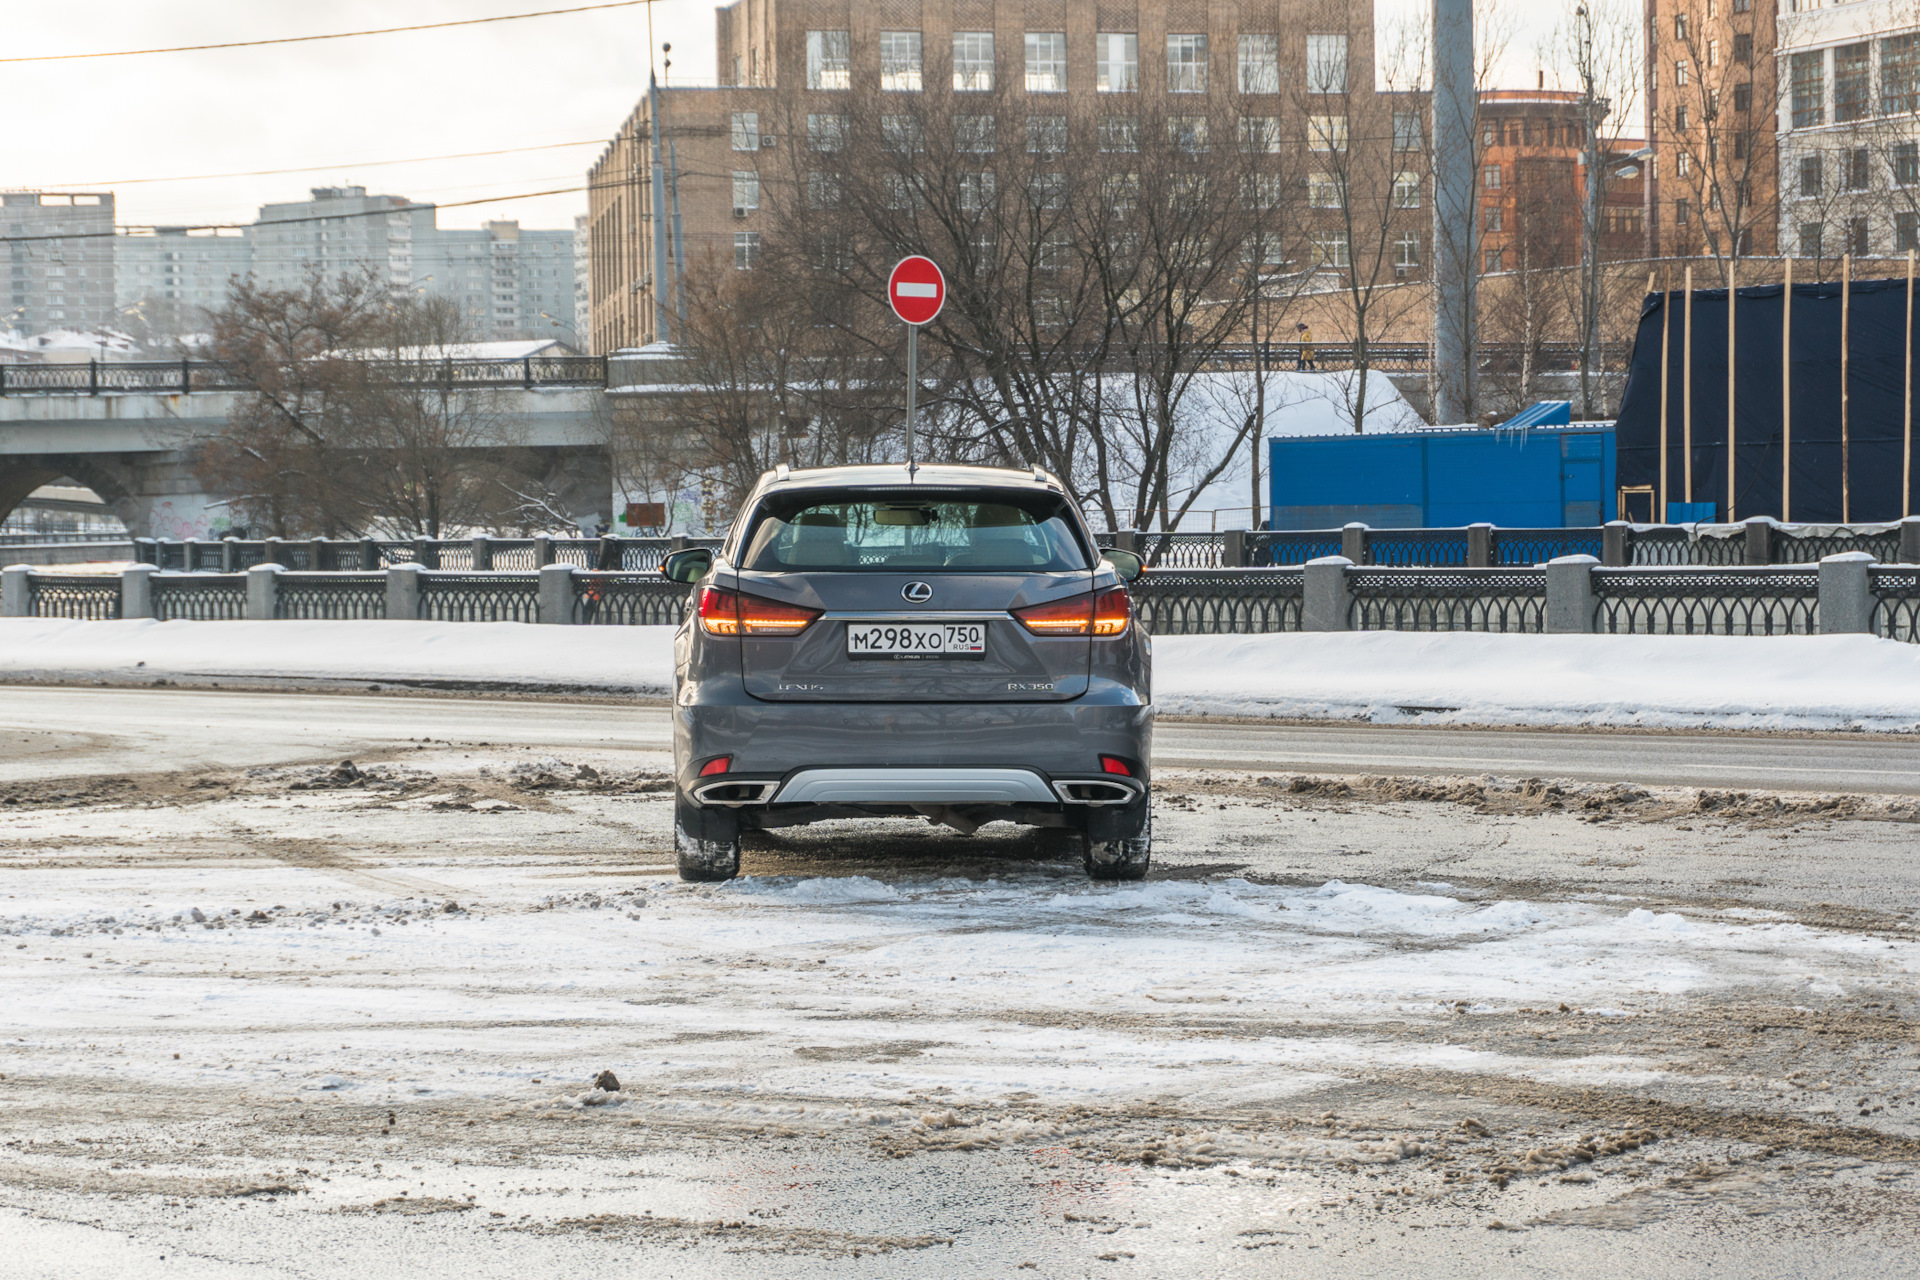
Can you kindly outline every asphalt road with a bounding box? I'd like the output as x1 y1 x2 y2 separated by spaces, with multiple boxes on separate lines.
4 685 1918 794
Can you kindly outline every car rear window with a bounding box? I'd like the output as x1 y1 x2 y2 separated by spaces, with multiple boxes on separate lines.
740 492 1089 572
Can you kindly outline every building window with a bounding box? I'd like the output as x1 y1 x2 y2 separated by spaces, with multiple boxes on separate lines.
880 30 923 91
953 31 994 91
1026 114 1068 154
1238 116 1283 153
1314 231 1351 268
732 171 759 211
1100 116 1138 153
734 232 760 270
1675 198 1691 224
1800 223 1823 258
1482 163 1502 189
1733 82 1751 113
958 172 996 214
1097 33 1137 92
730 112 760 151
884 174 922 211
1238 34 1280 93
1835 43 1870 122
1676 104 1690 130
1886 34 1920 115
1677 151 1691 176
1799 153 1822 197
1309 115 1348 151
1899 212 1919 252
1394 111 1424 152
1308 173 1341 207
1394 233 1421 268
1168 115 1209 153
1393 171 1421 208
1897 142 1920 186
1674 14 1688 39
882 116 924 152
1849 216 1870 255
1733 0 1750 11
1167 34 1208 93
955 115 996 153
1026 32 1067 92
1846 148 1871 191
1791 51 1825 129
807 172 842 208
1307 33 1348 93
1483 248 1504 273
807 113 847 151
1243 173 1286 209
1708 39 1719 69
1484 207 1503 232
1674 60 1688 88
806 30 850 90
1027 172 1066 210
1733 33 1753 66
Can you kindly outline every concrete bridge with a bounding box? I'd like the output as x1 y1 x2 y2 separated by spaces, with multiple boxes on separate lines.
0 356 665 537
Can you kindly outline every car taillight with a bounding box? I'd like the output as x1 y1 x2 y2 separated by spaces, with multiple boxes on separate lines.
1099 755 1133 776
1011 594 1093 636
1012 589 1131 638
1092 587 1131 637
698 586 820 637
698 755 732 776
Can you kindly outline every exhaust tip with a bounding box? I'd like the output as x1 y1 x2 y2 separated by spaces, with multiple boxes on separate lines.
1052 779 1141 806
692 779 779 807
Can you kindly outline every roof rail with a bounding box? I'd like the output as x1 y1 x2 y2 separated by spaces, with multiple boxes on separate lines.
773 463 790 482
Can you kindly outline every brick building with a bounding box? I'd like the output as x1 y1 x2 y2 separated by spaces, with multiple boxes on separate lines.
587 0 1408 354
1477 89 1646 276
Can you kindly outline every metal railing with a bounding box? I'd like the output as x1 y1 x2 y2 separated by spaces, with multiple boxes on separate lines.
3 557 1912 643
1590 568 1821 636
1130 568 1304 634
0 355 608 396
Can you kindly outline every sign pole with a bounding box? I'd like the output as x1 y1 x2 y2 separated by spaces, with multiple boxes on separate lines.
906 322 918 469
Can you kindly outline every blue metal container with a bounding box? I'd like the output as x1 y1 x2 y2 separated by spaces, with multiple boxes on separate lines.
1267 423 1617 529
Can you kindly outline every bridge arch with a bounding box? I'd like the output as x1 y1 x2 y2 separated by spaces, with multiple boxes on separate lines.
0 454 140 536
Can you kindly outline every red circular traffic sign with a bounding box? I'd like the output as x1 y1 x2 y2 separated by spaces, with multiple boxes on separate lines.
887 256 946 326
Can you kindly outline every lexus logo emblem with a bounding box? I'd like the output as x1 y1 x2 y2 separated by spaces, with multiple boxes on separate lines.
902 581 933 603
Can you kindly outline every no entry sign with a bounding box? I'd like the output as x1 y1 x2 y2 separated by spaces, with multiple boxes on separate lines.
888 256 946 326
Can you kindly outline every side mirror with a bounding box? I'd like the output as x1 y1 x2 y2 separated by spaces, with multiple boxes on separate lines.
1102 549 1144 582
661 548 713 583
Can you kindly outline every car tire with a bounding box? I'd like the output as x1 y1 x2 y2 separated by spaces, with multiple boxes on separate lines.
674 793 741 882
1083 802 1150 881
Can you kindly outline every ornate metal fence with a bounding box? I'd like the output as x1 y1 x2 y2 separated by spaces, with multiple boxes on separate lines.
1347 569 1547 632
25 574 121 619
1490 529 1605 564
1248 530 1345 565
276 574 387 620
1872 568 1920 642
152 574 246 621
415 575 539 623
1130 569 1304 633
1367 530 1472 568
572 574 692 625
1779 529 1904 563
1591 568 1820 635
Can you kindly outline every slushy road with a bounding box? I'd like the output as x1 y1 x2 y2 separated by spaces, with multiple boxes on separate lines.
3 685 1917 793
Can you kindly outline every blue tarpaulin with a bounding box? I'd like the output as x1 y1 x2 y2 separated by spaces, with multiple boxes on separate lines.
1614 278 1920 522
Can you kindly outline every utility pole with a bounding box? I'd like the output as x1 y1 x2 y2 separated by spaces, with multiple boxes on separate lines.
1432 0 1477 424
1577 3 1604 420
647 72 672 345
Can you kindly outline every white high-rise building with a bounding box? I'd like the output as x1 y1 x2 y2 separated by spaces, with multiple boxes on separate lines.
2 191 117 333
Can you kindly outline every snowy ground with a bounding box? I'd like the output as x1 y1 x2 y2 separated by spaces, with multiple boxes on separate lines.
6 618 1920 732
4 715 1920 1276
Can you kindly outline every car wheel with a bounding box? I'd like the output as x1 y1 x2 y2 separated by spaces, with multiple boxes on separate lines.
674 793 741 882
1083 802 1150 881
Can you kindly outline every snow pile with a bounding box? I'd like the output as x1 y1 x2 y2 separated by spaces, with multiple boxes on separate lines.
4 619 1919 731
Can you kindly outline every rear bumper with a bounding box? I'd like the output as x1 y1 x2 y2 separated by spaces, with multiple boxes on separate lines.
673 683 1152 794
690 765 1144 808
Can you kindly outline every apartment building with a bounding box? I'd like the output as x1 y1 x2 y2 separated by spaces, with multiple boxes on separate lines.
1644 0 1779 258
589 0 1400 353
1774 0 1920 261
114 228 251 335
1478 89 1646 275
1 192 117 332
424 219 578 343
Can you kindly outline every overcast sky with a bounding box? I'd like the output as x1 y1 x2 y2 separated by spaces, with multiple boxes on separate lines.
8 1 1591 235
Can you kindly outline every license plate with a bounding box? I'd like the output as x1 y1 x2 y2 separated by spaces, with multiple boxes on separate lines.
846 622 988 659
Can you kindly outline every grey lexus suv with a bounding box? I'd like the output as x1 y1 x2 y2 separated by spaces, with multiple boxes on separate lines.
661 464 1152 883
